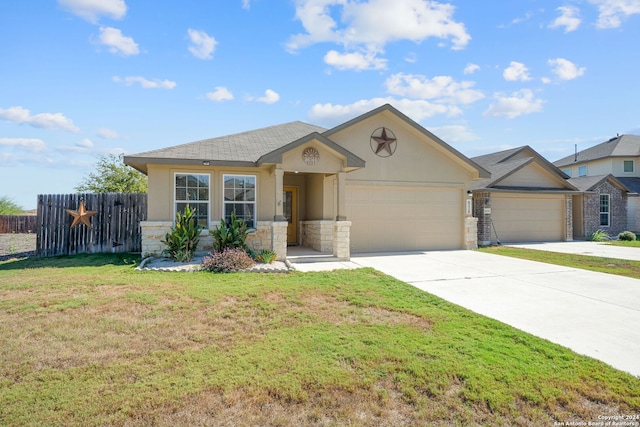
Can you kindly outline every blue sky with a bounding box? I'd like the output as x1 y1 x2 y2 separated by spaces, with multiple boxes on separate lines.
1 0 640 209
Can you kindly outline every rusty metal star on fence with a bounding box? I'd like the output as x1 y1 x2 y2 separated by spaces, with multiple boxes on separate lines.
65 200 98 228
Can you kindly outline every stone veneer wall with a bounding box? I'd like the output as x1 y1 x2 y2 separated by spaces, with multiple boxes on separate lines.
464 217 478 250
300 220 334 252
246 221 272 252
141 220 275 258
271 221 288 261
583 181 627 238
333 221 351 260
140 221 172 257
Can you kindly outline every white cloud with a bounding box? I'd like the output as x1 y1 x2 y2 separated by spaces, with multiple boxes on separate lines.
98 27 139 56
430 125 478 143
385 73 484 105
97 128 123 139
503 61 532 81
287 0 471 68
309 97 461 124
0 106 80 133
256 89 280 104
241 0 250 9
58 0 126 23
324 50 387 71
57 138 95 153
113 76 176 89
463 63 480 75
483 89 545 119
187 29 217 60
548 58 586 80
206 87 234 101
589 0 640 28
0 137 47 152
549 6 582 32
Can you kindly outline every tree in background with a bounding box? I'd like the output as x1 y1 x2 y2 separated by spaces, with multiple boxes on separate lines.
0 196 24 215
75 154 147 193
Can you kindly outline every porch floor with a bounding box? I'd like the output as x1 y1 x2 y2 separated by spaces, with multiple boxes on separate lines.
286 245 340 264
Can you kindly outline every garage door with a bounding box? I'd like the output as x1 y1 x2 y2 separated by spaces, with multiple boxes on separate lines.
345 186 463 253
491 194 565 242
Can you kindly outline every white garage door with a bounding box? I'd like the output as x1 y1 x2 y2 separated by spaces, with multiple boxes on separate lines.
345 186 463 253
491 194 565 242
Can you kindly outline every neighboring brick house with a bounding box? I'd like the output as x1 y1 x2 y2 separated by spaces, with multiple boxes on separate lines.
470 146 579 245
567 175 629 238
554 134 640 236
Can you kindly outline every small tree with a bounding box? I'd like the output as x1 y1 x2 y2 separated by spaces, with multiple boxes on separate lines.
0 196 23 215
75 153 147 193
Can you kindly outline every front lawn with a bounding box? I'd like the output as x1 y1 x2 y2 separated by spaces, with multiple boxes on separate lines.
1 254 638 426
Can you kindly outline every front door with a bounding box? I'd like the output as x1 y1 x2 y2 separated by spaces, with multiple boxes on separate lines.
283 187 298 244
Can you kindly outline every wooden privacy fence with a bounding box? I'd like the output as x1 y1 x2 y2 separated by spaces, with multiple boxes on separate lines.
0 215 38 233
37 193 147 257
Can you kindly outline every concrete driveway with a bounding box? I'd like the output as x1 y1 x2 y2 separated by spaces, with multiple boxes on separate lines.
349 248 640 377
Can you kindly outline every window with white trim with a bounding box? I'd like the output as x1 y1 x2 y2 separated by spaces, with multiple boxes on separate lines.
223 174 256 228
624 160 634 173
599 194 610 227
578 165 587 176
175 173 209 229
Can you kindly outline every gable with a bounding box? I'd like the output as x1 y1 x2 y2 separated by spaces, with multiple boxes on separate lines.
495 162 571 189
323 106 487 184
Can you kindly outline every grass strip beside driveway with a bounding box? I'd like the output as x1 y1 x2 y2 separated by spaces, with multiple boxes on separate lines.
479 246 640 280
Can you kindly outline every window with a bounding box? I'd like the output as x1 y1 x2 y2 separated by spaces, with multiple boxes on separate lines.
223 175 256 228
562 169 571 177
599 194 610 227
175 173 209 229
578 166 587 176
624 160 634 173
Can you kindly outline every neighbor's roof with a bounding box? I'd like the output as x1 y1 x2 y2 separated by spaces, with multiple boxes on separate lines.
568 174 631 193
125 121 327 172
471 146 575 191
554 134 640 167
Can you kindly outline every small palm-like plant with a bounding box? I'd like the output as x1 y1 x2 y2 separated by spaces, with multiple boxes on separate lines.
210 212 249 252
162 205 200 262
587 229 610 242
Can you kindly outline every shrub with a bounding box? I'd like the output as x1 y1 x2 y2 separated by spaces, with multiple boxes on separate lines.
162 205 200 262
202 248 255 273
210 213 249 252
587 229 610 242
618 230 637 241
255 249 277 264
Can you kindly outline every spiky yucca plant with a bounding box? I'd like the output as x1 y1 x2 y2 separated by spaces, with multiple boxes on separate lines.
162 205 200 262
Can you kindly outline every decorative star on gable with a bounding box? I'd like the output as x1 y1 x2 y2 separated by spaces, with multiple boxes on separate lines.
370 127 397 157
66 200 98 228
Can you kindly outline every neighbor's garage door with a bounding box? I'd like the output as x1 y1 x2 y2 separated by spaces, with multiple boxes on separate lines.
345 186 463 253
491 193 565 242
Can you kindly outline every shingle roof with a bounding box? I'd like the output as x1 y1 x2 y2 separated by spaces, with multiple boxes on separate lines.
617 177 640 194
471 146 575 191
126 121 327 170
554 134 640 167
568 174 631 193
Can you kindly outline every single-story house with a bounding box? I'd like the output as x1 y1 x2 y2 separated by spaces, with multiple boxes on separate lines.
125 104 490 260
470 146 579 245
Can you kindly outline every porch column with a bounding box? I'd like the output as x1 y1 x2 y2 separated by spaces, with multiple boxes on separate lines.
274 167 285 221
336 171 347 221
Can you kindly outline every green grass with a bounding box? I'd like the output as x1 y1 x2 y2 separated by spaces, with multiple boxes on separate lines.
607 239 640 248
1 254 638 426
479 245 640 279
